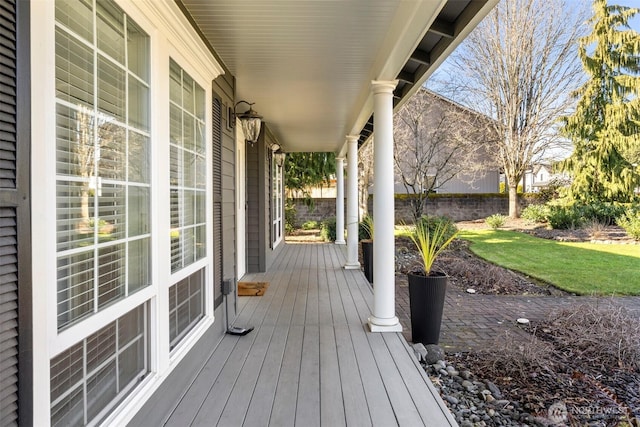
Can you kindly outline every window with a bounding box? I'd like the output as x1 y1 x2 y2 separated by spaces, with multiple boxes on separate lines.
168 59 207 350
52 1 151 424
50 304 148 427
169 59 207 272
272 154 283 246
55 0 151 330
44 0 217 423
168 269 204 350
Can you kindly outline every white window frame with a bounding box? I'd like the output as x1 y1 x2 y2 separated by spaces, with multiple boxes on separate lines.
53 0 153 333
30 1 224 426
272 154 284 247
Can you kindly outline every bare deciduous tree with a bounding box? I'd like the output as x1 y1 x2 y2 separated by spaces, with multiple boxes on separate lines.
393 89 497 221
441 0 587 217
358 141 374 219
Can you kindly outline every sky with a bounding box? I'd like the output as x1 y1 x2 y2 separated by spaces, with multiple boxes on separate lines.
613 0 640 29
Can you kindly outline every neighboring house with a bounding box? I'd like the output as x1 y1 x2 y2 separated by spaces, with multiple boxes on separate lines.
2 1 497 425
522 163 568 192
363 88 500 197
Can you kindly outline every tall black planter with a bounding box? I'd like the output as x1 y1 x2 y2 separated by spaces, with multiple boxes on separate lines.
408 271 447 345
361 240 373 284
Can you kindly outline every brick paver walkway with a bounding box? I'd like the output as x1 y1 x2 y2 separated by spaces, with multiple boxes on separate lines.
395 277 640 352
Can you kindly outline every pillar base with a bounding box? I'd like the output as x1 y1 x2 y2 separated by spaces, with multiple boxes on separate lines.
368 316 402 333
344 262 361 270
335 240 346 245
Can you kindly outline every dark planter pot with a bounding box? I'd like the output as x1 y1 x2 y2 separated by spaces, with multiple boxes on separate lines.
361 240 373 284
408 271 447 345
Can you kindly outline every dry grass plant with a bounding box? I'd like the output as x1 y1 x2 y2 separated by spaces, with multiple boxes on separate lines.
478 331 555 382
582 219 608 240
542 303 640 371
475 302 640 383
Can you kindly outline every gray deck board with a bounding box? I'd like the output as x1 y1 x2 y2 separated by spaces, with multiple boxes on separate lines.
217 324 276 426
319 323 346 427
296 325 321 426
135 243 456 427
334 325 373 427
269 325 304 427
242 325 290 426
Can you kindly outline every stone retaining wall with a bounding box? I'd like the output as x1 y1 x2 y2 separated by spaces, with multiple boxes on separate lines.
290 198 343 226
290 194 540 225
390 194 539 222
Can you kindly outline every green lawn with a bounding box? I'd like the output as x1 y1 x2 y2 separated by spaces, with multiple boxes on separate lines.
459 230 640 295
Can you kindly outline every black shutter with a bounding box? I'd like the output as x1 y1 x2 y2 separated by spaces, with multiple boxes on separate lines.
0 0 19 425
0 208 17 426
212 96 223 309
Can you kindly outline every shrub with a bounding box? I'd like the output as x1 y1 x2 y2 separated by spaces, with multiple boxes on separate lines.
578 201 626 226
547 205 582 230
521 204 549 223
617 209 640 240
285 200 297 235
485 214 507 229
536 177 571 202
301 220 320 230
320 217 337 242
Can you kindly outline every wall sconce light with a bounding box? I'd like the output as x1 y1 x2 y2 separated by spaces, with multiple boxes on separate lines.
234 100 263 145
274 150 286 167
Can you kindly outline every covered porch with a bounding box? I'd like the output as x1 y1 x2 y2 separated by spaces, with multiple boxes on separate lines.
132 242 455 426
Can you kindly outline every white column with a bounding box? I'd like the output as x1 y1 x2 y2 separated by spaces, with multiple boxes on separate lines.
335 157 346 245
344 136 360 269
368 80 402 332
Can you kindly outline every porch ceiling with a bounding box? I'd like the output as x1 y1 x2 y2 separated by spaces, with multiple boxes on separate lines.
178 0 498 154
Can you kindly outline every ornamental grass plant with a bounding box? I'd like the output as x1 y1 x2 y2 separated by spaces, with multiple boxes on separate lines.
408 217 459 275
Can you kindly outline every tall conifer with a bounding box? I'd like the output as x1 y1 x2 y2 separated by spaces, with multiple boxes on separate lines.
561 0 640 202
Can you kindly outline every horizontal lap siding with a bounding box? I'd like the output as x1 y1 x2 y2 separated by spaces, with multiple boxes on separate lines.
0 0 18 425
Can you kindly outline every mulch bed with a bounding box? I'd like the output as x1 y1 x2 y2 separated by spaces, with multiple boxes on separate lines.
395 236 568 296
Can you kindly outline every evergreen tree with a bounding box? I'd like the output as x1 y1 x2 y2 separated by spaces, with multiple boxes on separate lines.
284 152 336 200
560 0 640 202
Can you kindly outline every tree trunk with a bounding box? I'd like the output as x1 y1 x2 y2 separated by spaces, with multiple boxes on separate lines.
411 197 424 223
508 185 519 218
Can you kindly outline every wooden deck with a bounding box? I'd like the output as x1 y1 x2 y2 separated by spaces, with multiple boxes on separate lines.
136 243 456 426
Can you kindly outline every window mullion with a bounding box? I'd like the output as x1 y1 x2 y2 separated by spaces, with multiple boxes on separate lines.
83 338 88 425
93 0 100 316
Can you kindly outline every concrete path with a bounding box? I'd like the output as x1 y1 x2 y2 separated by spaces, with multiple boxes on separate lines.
395 281 640 352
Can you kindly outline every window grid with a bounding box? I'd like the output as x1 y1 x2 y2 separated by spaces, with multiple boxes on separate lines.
168 269 205 350
50 304 148 427
169 59 206 273
55 0 151 330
